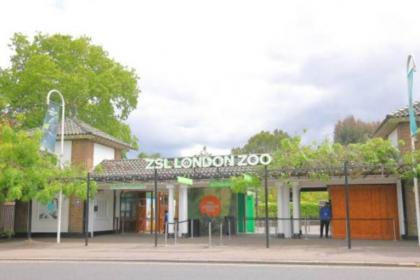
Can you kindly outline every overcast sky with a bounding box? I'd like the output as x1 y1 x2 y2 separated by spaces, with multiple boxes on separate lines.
2 0 420 157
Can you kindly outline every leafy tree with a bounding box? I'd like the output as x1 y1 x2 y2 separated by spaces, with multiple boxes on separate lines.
0 121 93 204
232 129 289 154
0 33 140 148
334 115 380 145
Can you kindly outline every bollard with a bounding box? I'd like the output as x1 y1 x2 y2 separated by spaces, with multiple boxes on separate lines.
174 221 178 245
165 222 168 246
220 222 223 245
208 221 212 248
191 219 194 239
304 217 308 240
228 219 231 240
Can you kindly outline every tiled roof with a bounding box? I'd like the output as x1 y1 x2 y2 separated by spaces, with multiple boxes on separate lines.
388 101 420 118
96 158 260 181
57 118 131 149
373 101 420 137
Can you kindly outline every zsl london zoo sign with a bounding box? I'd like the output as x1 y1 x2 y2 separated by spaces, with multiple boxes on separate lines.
145 154 272 169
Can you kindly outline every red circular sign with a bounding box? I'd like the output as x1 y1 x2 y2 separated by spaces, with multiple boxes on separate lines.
199 195 221 217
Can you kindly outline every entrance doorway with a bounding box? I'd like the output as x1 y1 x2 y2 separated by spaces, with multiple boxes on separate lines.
120 191 168 234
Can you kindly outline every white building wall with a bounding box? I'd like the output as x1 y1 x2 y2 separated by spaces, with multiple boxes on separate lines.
54 140 72 166
93 143 115 167
388 129 399 148
31 198 69 233
89 190 114 232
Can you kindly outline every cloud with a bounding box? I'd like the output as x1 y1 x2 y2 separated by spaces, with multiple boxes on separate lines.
2 0 420 157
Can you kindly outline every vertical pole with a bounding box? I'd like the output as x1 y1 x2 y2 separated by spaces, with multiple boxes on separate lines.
410 137 420 246
154 169 158 247
165 222 168 246
174 221 178 245
27 200 32 240
220 221 223 245
208 221 212 248
393 218 397 242
191 219 194 239
228 219 231 240
264 165 269 248
407 55 420 246
85 172 90 246
344 161 351 250
113 190 116 231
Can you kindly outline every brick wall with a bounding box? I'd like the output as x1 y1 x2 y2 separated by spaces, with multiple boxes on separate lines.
397 122 420 154
71 140 94 170
114 149 122 160
68 140 94 233
403 180 419 236
68 196 84 233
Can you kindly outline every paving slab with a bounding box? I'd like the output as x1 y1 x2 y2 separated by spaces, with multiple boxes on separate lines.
1 235 419 267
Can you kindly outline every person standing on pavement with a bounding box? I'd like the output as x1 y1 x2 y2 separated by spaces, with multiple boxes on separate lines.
164 210 168 233
319 202 331 238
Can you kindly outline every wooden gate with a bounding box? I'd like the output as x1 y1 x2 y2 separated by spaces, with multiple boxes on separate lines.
329 184 399 240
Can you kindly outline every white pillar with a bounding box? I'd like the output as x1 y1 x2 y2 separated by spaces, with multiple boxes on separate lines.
167 184 175 234
282 186 292 238
292 184 301 236
178 185 188 236
276 182 284 236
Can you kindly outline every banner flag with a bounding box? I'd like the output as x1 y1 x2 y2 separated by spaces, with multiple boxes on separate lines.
40 101 60 153
407 55 417 137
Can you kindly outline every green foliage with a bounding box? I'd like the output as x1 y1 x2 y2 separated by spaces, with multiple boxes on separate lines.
0 123 93 204
230 174 261 193
300 201 320 219
271 136 400 182
232 129 289 154
0 33 140 149
334 115 380 145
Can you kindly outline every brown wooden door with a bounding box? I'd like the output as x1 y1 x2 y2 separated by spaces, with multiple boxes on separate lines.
330 184 399 240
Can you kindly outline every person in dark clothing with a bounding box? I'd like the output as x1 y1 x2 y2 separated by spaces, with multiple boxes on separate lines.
319 202 331 238
164 210 168 233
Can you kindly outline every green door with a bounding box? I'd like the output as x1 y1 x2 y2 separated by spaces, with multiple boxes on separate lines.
246 195 255 232
237 193 246 233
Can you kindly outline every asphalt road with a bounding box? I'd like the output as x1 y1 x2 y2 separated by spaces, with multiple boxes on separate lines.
0 261 419 280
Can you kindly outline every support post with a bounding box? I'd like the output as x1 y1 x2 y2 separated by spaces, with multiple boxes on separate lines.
85 172 90 246
276 182 284 237
191 219 194 239
228 219 231 240
344 161 351 250
292 184 300 237
179 185 188 237
264 165 269 248
208 221 212 248
220 221 223 245
154 169 158 247
410 137 420 246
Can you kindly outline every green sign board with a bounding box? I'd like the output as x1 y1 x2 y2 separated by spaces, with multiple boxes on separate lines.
111 184 147 190
177 176 193 186
209 180 231 188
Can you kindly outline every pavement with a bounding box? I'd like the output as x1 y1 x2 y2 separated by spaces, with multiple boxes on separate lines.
0 234 419 267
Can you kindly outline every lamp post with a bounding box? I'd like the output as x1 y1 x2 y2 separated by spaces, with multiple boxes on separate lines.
407 55 420 246
46 89 65 244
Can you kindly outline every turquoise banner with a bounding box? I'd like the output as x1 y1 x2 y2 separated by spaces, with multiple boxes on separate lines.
40 101 60 153
408 67 417 136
